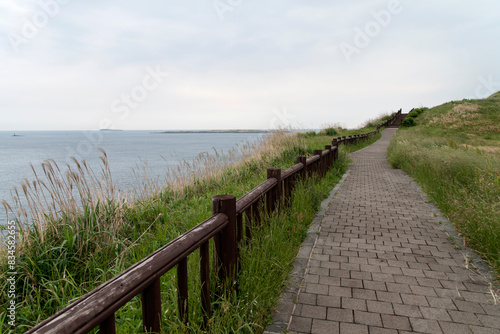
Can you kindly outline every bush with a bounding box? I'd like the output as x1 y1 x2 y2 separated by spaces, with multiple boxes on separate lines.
298 131 317 138
402 117 417 127
413 107 428 114
323 127 338 136
408 111 419 118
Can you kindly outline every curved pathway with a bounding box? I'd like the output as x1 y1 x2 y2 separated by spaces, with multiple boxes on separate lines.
268 128 499 334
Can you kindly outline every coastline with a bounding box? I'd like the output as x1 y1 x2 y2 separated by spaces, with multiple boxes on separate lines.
152 129 271 134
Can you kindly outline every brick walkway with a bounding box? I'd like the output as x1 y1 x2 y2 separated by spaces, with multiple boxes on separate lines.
270 128 500 334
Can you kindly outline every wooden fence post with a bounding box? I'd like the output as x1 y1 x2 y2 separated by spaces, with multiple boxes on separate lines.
325 145 332 169
177 258 189 326
100 314 116 334
267 168 282 213
314 150 323 177
297 156 307 180
142 278 162 333
212 195 237 290
200 241 211 328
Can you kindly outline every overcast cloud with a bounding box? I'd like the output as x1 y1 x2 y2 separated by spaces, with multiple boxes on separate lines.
1 0 499 130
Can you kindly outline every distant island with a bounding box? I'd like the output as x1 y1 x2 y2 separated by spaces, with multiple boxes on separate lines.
153 130 271 134
100 129 124 131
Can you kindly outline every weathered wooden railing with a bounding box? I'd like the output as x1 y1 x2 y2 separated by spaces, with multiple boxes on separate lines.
27 111 400 333
377 108 402 130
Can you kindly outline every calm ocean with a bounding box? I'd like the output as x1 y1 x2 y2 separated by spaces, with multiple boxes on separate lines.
0 130 265 226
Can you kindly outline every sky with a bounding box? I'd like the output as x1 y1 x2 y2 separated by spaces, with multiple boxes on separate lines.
0 0 499 131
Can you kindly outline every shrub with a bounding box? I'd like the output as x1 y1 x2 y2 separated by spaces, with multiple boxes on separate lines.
402 117 417 127
323 127 338 136
298 131 317 138
408 111 419 118
413 107 428 114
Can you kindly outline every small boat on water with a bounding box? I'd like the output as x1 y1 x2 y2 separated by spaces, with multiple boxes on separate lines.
12 133 21 137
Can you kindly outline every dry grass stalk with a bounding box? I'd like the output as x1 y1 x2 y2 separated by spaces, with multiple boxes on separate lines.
2 150 125 251
428 103 481 129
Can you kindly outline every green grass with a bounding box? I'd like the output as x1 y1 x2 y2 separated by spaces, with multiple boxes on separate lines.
0 126 381 333
388 91 500 277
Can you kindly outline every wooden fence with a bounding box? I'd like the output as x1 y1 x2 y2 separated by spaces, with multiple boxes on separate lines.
26 110 401 333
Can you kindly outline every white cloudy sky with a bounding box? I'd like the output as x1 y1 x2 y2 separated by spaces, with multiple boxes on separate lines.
0 0 499 130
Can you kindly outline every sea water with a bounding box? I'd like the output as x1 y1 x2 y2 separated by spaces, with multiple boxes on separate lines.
0 130 265 226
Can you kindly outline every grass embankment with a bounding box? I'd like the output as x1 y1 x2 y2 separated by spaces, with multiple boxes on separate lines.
0 122 384 333
388 92 500 277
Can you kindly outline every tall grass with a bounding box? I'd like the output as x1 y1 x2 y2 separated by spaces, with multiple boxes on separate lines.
0 126 376 333
388 92 500 277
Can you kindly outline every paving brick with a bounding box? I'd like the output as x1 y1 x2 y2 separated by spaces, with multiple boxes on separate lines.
469 326 500 334
329 286 352 298
409 318 443 333
420 306 452 321
451 300 484 313
339 322 368 334
426 296 458 310
363 280 387 292
366 300 394 315
401 293 429 306
353 310 382 326
477 314 500 329
372 273 396 283
289 316 312 333
329 269 350 278
460 291 495 304
311 319 339 334
306 283 329 295
301 305 327 319
317 295 341 308
393 303 423 318
327 308 353 322
410 285 438 297
481 304 500 317
393 275 418 285
386 282 412 294
298 292 317 305
376 291 402 303
341 297 367 311
368 327 398 334
340 278 363 288
381 314 412 330
350 270 372 281
439 321 474 334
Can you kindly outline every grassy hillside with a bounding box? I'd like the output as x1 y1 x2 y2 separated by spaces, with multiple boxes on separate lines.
0 121 385 333
388 92 500 277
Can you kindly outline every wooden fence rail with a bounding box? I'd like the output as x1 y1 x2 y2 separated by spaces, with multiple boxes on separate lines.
26 109 401 333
